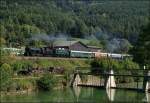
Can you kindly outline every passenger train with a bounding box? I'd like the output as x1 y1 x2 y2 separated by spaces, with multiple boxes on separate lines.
24 47 131 59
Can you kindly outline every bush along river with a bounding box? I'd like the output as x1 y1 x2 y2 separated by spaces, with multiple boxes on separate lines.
0 87 149 103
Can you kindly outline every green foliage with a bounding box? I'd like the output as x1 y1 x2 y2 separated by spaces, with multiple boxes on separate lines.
91 58 120 70
0 0 149 46
12 60 33 72
35 59 51 68
0 63 13 91
87 40 103 48
122 59 140 69
0 37 6 47
37 74 56 91
6 79 36 92
10 58 91 75
0 47 21 67
131 22 150 68
21 61 33 70
15 79 34 91
12 61 23 71
91 58 139 70
91 58 139 83
90 59 100 68
29 40 45 47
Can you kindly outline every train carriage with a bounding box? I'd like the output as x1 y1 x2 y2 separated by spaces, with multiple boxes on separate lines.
70 50 95 58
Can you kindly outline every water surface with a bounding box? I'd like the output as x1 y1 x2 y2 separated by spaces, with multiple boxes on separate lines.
0 87 149 103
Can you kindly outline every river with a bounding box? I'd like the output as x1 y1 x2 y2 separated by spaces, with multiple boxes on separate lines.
0 87 149 103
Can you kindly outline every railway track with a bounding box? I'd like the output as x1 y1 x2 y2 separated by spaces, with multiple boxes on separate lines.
16 56 92 60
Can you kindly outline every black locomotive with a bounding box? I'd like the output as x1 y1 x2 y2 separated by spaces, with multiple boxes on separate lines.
24 46 55 57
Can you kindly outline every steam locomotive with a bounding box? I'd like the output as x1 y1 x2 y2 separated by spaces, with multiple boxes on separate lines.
24 46 131 59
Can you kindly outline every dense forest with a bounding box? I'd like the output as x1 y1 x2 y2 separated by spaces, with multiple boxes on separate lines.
0 0 149 52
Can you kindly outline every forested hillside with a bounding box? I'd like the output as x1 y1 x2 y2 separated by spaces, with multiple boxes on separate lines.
0 0 149 52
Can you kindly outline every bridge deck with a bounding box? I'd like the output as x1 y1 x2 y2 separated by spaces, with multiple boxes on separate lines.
77 84 104 88
78 72 150 77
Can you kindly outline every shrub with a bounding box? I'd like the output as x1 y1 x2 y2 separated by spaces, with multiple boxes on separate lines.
91 58 119 70
122 59 140 69
0 63 13 91
16 79 34 90
90 59 100 68
36 60 50 68
91 58 139 70
12 61 23 72
37 74 56 91
4 79 36 91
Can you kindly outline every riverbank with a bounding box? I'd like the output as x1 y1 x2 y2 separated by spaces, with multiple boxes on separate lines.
1 74 68 94
0 55 141 95
0 90 34 96
0 84 67 96
0 56 92 94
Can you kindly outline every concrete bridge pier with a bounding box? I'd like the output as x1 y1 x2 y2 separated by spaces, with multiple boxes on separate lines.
105 70 116 89
143 70 150 92
70 73 82 86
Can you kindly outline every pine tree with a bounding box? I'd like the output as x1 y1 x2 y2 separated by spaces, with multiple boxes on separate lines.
131 22 150 68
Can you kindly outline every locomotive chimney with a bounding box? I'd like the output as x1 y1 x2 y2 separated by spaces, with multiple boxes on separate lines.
50 40 54 49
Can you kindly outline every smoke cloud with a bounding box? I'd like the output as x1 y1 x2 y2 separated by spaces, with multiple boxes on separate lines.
91 30 131 53
27 30 131 53
30 33 70 42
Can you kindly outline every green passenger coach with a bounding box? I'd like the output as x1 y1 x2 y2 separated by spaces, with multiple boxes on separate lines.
70 50 95 58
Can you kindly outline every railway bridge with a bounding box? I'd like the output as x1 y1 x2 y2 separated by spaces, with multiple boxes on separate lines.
70 68 150 92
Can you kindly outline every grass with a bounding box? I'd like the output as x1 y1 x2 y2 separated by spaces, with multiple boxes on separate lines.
13 58 91 71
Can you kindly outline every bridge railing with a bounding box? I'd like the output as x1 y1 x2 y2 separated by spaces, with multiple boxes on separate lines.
73 67 150 91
